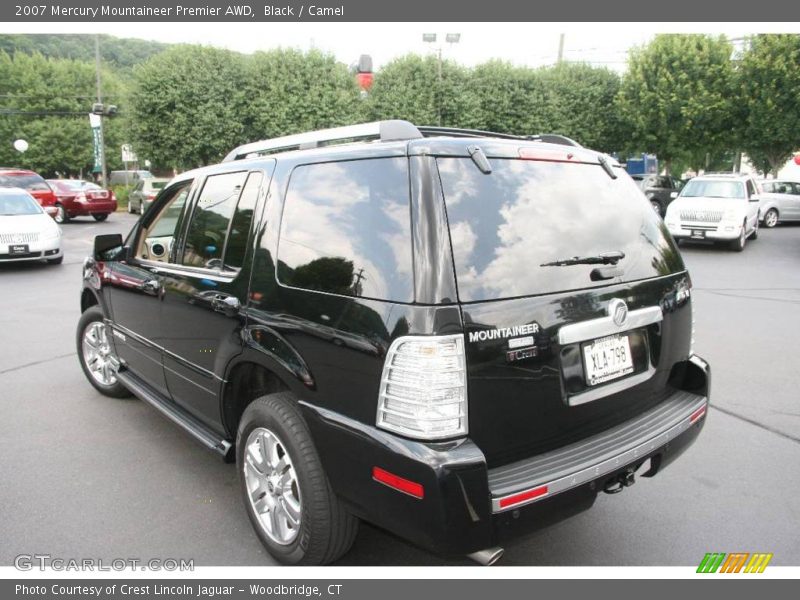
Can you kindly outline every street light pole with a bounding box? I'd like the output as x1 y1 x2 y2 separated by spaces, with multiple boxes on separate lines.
423 33 460 127
94 35 107 187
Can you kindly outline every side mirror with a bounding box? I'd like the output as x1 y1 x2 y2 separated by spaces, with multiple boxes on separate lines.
750 194 760 203
670 191 679 199
94 233 126 261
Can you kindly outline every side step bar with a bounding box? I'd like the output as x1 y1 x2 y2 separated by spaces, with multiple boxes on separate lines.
117 370 233 461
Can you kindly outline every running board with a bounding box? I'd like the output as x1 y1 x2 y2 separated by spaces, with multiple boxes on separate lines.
117 370 233 461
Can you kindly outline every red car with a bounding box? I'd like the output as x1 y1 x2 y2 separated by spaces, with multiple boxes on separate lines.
0 168 57 211
46 179 118 223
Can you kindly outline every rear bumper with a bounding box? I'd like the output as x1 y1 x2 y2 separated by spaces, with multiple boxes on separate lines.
303 355 710 556
66 200 117 216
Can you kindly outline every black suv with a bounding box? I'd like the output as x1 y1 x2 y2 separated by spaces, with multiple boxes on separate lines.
631 174 683 216
77 121 709 565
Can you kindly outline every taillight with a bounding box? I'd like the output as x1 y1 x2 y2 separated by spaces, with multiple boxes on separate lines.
376 334 468 440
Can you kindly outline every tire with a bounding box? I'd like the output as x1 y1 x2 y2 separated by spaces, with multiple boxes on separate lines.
76 306 131 398
46 255 64 265
237 392 359 565
93 213 109 222
749 217 758 240
730 222 747 252
54 204 68 224
649 198 663 217
763 209 779 228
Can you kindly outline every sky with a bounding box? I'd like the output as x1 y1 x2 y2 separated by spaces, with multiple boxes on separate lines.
3 22 793 72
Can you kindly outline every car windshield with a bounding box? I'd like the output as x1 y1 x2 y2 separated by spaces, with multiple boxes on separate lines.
0 173 51 192
0 193 42 215
681 179 745 199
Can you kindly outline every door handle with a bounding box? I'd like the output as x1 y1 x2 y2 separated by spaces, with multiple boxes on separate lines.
211 296 241 314
141 279 161 294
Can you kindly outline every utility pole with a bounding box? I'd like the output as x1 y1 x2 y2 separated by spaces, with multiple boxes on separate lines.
94 35 107 187
436 47 443 126
557 33 565 64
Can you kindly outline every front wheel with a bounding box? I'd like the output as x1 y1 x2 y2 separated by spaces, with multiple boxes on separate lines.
237 392 359 565
649 198 663 217
54 204 68 224
763 209 779 228
749 217 758 240
92 213 109 222
76 306 131 398
730 223 747 252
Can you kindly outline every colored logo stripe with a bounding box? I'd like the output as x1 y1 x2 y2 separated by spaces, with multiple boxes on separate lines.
697 552 773 573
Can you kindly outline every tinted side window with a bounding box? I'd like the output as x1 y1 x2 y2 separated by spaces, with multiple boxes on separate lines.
277 158 413 302
746 180 756 197
223 172 263 271
136 181 192 262
655 176 671 188
181 171 248 269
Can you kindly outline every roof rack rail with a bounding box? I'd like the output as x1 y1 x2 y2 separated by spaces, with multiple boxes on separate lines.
417 126 582 147
222 120 423 162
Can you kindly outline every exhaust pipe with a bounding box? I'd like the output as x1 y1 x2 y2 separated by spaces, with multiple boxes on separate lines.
467 546 504 566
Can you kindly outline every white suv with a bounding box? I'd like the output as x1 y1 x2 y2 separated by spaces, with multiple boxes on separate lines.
664 173 761 252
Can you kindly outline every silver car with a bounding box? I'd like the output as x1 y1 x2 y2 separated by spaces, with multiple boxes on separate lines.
127 177 169 215
758 180 800 227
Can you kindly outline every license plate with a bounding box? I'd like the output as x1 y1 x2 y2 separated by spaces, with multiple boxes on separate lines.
583 334 634 386
691 230 706 239
9 244 29 255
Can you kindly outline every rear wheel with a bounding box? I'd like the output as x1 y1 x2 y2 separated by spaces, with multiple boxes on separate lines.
237 392 358 565
54 204 68 224
76 306 131 398
92 213 108 222
763 209 779 228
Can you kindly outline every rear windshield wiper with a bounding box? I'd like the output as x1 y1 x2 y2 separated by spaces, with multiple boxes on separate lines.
540 251 625 267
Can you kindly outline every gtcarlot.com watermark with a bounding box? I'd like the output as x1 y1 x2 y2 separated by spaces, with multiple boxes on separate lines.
14 554 194 572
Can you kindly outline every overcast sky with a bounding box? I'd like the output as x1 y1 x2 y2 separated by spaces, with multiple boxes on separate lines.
4 22 794 71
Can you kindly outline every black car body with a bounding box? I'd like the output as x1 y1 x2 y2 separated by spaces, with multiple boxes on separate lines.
632 174 683 216
78 121 709 565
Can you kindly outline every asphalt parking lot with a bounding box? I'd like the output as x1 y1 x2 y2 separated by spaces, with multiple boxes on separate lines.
1 212 799 567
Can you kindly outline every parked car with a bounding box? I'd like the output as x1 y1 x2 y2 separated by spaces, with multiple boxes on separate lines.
757 180 800 227
631 174 683 216
0 168 57 210
127 177 169 214
664 173 761 251
108 169 153 186
47 179 118 223
0 187 62 264
77 120 709 565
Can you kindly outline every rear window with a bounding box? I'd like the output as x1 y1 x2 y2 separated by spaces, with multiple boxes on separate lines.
437 158 683 302
0 173 50 192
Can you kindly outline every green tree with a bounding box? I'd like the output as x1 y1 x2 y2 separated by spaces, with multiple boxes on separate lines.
365 54 478 127
540 63 624 152
464 60 552 134
0 51 127 177
128 45 249 170
618 34 735 173
736 34 800 176
245 48 362 139
0 34 168 69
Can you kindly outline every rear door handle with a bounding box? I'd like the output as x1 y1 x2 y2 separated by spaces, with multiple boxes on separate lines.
212 296 241 314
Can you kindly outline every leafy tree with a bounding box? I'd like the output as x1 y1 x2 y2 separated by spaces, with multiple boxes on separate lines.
0 34 167 69
365 54 478 127
128 45 249 170
245 49 362 139
540 63 624 152
464 60 553 134
617 34 735 173
736 34 800 176
0 51 127 177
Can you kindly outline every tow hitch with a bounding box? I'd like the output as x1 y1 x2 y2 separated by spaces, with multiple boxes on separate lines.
603 468 636 494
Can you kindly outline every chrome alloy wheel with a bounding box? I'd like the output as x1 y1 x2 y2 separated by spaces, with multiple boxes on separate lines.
82 321 119 386
243 427 302 545
765 210 778 228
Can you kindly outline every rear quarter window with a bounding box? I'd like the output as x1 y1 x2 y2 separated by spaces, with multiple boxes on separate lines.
437 158 684 302
277 157 413 302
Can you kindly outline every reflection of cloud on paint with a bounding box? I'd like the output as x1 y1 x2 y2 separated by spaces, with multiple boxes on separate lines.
278 158 413 301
